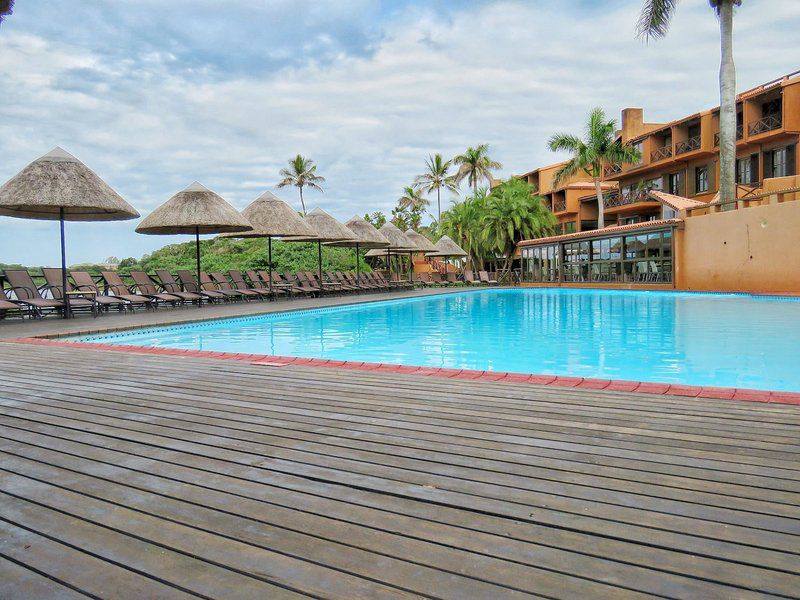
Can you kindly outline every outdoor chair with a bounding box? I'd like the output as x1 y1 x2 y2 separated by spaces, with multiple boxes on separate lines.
0 284 23 318
3 270 64 317
70 271 131 311
463 270 482 286
446 272 459 285
176 271 227 302
263 271 307 296
479 271 498 285
154 270 204 304
101 272 161 308
346 271 378 290
129 271 184 305
203 272 249 300
329 272 357 292
429 271 446 287
42 268 97 316
229 270 271 298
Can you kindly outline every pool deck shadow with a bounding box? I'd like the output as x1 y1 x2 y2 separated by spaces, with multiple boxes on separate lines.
0 340 798 598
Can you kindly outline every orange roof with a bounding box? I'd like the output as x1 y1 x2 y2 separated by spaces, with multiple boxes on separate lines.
649 190 707 211
518 218 682 247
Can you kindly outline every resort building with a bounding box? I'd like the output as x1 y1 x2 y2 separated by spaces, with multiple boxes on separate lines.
517 71 800 293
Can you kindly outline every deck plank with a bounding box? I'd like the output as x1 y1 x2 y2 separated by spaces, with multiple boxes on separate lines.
1 341 799 599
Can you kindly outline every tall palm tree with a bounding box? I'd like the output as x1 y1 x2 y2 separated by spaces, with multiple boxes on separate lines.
398 186 429 213
452 144 502 195
276 155 325 216
548 108 641 229
440 190 488 270
414 153 458 223
480 179 556 278
0 0 13 26
638 0 741 204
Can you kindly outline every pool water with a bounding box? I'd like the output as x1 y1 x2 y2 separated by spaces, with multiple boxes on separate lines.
72 289 800 392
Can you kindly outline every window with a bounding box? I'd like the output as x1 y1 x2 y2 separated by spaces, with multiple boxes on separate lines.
632 141 643 163
687 123 701 139
620 216 639 226
772 148 787 178
647 177 663 191
662 206 678 220
695 165 709 193
737 156 752 184
764 146 795 179
525 245 560 283
667 173 680 195
563 221 577 234
762 98 781 117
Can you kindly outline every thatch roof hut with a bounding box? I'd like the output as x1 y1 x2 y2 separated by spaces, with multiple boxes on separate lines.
378 222 417 251
0 147 138 221
136 182 252 235
329 215 390 249
405 228 438 253
218 191 315 239
427 235 468 257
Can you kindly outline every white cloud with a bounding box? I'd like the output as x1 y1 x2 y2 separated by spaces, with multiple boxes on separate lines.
1 0 799 264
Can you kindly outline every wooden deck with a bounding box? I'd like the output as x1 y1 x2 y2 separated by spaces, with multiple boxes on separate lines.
1 341 799 599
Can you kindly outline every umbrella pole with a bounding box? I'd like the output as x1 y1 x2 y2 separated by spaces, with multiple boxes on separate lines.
60 207 71 319
386 248 391 284
268 236 274 300
195 226 201 294
355 243 360 291
317 240 324 296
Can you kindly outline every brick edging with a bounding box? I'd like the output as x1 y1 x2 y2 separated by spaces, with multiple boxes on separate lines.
8 337 799 405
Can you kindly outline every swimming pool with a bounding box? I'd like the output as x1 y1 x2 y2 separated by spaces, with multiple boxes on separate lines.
71 289 800 392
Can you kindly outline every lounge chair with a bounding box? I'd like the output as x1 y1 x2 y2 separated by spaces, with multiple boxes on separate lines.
101 271 159 308
70 271 131 311
0 285 22 318
304 271 340 293
229 270 271 299
262 271 307 296
176 270 227 302
129 271 183 305
463 270 482 286
42 268 96 316
248 270 288 298
329 272 357 292
154 270 204 304
429 271 446 286
362 272 387 289
347 271 378 290
479 270 498 285
3 270 63 317
446 272 459 285
290 272 320 295
208 272 256 300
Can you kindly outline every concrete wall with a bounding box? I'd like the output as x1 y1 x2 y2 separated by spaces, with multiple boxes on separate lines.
677 199 800 293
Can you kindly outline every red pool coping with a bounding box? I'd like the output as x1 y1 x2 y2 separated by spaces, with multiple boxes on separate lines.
8 336 800 406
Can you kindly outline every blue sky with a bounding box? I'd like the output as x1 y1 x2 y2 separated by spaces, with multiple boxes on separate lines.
1 0 799 265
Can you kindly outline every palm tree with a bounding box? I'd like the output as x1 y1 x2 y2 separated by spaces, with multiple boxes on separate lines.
440 189 489 270
480 179 557 279
414 153 458 223
0 0 13 26
638 0 741 204
276 155 325 216
548 108 641 229
452 144 502 195
398 186 429 213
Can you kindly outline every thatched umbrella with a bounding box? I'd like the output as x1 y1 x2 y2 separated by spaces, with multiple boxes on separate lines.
0 147 139 318
218 191 316 295
136 182 252 289
376 222 416 282
326 215 390 287
405 229 437 282
426 235 468 276
290 208 356 291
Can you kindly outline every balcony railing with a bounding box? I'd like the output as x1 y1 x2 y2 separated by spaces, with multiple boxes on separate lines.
553 197 566 212
748 113 782 136
603 164 622 178
714 123 743 146
675 135 701 155
650 145 672 162
603 188 655 209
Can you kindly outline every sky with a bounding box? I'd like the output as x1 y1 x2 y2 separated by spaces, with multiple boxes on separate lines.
1 0 798 265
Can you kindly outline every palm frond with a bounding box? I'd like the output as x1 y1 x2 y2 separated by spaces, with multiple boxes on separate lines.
0 0 13 25
637 0 679 40
547 134 583 153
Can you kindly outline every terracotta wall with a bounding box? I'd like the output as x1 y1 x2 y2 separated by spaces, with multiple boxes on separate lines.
677 199 800 293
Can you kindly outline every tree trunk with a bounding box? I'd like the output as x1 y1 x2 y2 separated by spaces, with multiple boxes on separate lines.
594 177 605 230
718 0 737 206
299 186 307 216
436 187 441 223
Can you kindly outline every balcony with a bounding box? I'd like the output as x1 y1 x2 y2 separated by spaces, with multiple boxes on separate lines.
675 135 701 155
714 123 743 146
650 145 672 162
553 197 566 212
602 164 622 178
603 188 653 209
748 113 782 136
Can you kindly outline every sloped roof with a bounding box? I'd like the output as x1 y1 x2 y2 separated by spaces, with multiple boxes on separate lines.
648 190 707 211
518 218 682 247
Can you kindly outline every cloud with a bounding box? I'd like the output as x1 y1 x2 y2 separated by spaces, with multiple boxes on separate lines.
1 0 799 264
